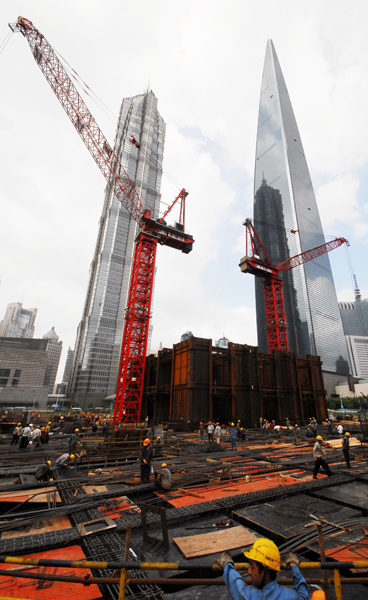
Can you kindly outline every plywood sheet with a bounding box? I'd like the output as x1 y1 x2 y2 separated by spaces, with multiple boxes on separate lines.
0 486 61 504
173 525 257 558
1 515 72 539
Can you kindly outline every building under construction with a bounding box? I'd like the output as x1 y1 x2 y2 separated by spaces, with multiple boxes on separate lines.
143 336 327 428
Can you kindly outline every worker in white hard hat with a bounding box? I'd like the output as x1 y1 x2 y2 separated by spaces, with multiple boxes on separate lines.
216 537 309 599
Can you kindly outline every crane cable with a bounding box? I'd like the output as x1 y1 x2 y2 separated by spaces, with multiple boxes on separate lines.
52 43 183 199
0 29 12 56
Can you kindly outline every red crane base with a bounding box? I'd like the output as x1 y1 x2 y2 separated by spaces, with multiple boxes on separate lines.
113 231 158 424
263 276 289 352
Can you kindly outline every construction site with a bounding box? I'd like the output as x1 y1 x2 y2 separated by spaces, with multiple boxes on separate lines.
0 415 368 600
2 14 368 600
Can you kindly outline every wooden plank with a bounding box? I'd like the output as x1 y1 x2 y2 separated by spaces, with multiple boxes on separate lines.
173 525 257 558
0 486 61 503
1 515 72 539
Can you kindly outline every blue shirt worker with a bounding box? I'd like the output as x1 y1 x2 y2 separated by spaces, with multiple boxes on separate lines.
216 537 309 600
230 423 237 450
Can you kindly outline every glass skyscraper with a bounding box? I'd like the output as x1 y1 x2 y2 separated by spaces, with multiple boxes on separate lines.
69 91 165 406
253 40 349 375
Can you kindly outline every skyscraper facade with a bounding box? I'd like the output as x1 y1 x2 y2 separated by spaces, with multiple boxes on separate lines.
339 300 368 379
69 91 165 407
253 41 349 376
0 303 37 339
43 327 63 394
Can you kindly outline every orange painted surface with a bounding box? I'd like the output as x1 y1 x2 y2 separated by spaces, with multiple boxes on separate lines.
1 515 71 539
0 545 102 599
326 536 368 573
161 471 318 507
98 496 140 520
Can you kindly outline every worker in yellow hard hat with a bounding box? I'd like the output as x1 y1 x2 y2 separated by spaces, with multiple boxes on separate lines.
229 422 237 450
216 537 309 598
294 424 301 446
69 428 81 454
154 462 172 491
140 438 152 484
342 431 351 469
313 436 332 478
35 460 52 482
11 422 22 446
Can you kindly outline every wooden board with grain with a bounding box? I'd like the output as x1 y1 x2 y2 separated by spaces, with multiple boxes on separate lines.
173 525 257 558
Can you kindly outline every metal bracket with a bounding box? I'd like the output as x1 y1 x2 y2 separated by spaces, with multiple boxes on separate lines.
140 502 169 550
76 516 116 537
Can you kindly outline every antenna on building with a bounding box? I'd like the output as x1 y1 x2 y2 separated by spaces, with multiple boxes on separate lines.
353 274 362 302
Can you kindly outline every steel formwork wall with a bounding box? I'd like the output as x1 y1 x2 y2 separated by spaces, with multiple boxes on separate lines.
142 337 326 428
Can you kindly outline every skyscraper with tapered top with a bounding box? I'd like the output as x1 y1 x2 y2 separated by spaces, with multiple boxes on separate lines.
253 40 349 394
69 91 165 407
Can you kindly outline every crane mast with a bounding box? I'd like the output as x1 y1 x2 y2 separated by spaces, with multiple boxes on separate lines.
240 218 348 353
11 16 194 424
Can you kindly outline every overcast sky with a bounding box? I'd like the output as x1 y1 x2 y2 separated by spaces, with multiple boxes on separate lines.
1 1 367 381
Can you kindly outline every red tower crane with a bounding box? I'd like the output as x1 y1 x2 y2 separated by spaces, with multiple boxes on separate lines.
10 16 194 424
239 218 348 353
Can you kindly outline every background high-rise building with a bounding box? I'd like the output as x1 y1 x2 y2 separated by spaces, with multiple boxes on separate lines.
253 41 349 390
0 302 37 339
339 299 368 379
43 327 63 394
69 91 165 408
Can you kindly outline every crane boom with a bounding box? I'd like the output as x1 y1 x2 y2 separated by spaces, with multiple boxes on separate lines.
277 237 349 272
11 16 143 224
12 16 194 424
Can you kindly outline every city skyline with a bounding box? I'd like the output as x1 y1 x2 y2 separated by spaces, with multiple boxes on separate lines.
253 40 350 376
1 2 367 383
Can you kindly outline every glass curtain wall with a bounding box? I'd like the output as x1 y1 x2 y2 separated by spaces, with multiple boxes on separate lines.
253 41 349 373
69 91 165 403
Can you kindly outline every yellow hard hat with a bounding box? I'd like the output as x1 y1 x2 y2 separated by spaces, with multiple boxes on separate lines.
48 422 51 424
18 422 21 426
316 435 323 441
295 424 298 427
231 422 234 426
75 428 79 432
345 432 351 436
70 454 75 460
244 538 281 571
238 420 241 422
157 436 161 439
47 461 52 466
161 463 167 468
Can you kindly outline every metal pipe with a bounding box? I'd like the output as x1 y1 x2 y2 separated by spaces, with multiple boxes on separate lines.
1 555 368 571
0 569 367 588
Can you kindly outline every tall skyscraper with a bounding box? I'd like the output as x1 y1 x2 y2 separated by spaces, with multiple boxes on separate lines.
339 300 368 379
0 303 37 339
69 91 165 407
43 327 63 394
253 41 349 380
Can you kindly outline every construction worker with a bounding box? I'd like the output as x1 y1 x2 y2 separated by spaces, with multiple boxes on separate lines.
11 423 22 446
215 422 221 444
337 423 343 436
294 424 301 446
236 420 241 434
69 429 81 453
342 432 351 469
199 422 205 443
286 417 290 430
327 418 332 435
35 461 52 481
306 426 314 438
216 538 309 599
56 453 75 470
313 436 332 478
154 462 172 491
45 422 51 443
30 426 41 452
140 438 153 484
40 427 47 445
103 422 108 439
207 421 214 443
230 422 237 450
19 424 32 449
274 424 281 439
